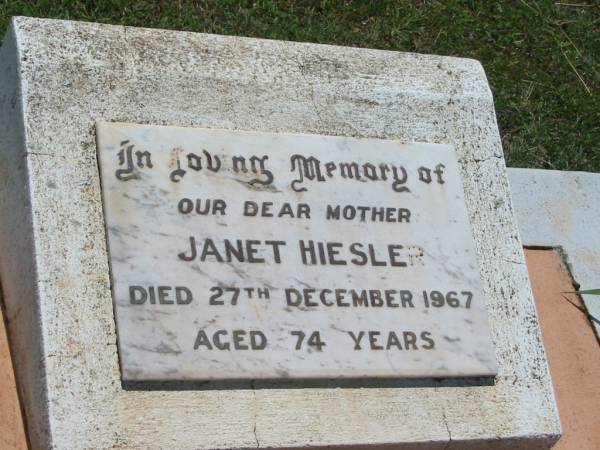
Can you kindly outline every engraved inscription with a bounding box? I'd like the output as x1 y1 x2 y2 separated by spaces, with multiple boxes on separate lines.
96 121 498 381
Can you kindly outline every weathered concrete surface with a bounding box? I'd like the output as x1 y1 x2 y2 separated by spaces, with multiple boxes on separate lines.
0 17 560 449
525 249 600 449
0 287 28 450
509 168 600 337
0 17 50 449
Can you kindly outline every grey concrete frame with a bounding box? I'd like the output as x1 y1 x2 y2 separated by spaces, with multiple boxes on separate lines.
0 17 559 449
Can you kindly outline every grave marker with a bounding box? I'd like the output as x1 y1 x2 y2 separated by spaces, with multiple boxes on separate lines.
97 122 497 380
0 17 560 449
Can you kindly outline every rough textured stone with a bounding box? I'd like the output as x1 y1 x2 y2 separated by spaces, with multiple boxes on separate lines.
0 17 560 449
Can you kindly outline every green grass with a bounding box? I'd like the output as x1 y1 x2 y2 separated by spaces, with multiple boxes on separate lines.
1 0 598 171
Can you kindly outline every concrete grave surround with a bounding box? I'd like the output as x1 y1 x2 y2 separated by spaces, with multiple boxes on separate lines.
0 17 560 449
509 168 600 337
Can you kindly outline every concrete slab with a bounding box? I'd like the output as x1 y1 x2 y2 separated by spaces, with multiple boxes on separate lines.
509 168 600 336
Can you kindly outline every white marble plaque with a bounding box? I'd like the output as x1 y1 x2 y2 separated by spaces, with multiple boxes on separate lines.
96 121 497 381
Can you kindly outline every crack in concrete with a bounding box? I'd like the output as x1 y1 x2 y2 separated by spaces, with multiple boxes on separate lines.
296 57 325 126
472 154 502 164
251 381 260 448
25 151 69 160
502 257 525 265
442 409 452 450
